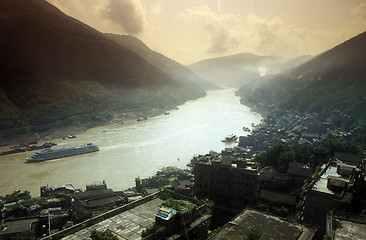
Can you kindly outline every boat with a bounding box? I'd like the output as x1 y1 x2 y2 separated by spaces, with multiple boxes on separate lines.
137 116 147 121
243 127 251 132
222 134 238 143
26 143 99 163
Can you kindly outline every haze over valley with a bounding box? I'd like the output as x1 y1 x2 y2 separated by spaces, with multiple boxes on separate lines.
1 1 366 239
1 0 365 144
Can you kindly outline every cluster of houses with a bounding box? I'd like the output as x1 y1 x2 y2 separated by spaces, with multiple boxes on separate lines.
239 109 354 158
1 144 366 239
1 109 365 239
0 181 145 238
192 143 366 239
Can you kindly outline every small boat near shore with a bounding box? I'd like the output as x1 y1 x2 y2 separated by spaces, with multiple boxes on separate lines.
137 116 147 121
243 127 251 132
222 134 238 143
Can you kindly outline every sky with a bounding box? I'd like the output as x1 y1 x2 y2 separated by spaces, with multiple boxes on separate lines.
47 0 366 65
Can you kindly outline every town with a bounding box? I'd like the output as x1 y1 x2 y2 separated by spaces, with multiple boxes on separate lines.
1 110 366 240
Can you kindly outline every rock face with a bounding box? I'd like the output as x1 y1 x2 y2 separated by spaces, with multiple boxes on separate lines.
0 0 206 142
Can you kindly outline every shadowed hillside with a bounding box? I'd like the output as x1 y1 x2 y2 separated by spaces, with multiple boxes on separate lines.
0 0 205 143
237 31 366 143
105 34 218 90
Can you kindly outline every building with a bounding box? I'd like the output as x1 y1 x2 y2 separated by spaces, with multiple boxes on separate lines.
40 184 75 198
287 163 313 188
333 152 361 165
73 181 125 210
193 155 259 208
302 161 358 234
0 217 38 239
326 212 366 240
210 208 316 240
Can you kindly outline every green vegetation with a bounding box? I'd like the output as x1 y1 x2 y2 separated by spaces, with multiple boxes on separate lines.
0 80 205 143
198 156 210 163
311 165 322 179
142 175 170 188
141 224 166 237
162 198 197 215
75 207 93 222
238 74 366 146
339 192 353 211
253 139 361 173
318 138 361 155
254 142 312 173
159 189 173 200
1 191 31 203
90 229 118 240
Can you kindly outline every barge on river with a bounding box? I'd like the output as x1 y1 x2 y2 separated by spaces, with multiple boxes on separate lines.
26 143 99 163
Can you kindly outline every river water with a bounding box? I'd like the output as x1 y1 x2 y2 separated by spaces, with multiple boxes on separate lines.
0 89 261 196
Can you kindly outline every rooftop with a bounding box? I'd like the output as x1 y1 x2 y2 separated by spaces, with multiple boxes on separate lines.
62 198 163 240
0 218 38 236
332 218 366 240
311 164 348 195
210 208 316 240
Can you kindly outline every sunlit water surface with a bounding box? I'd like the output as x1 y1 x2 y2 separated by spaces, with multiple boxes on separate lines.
0 89 261 196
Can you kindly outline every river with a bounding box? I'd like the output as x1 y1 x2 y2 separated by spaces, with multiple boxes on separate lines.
0 88 261 196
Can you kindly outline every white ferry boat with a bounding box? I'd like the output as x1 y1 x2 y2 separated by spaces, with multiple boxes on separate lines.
26 143 99 163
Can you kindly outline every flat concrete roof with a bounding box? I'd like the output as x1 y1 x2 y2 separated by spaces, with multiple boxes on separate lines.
312 165 347 195
62 198 163 240
334 219 366 240
0 218 38 236
210 208 316 240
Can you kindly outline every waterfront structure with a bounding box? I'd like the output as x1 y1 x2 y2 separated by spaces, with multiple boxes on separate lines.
193 155 259 208
40 184 75 198
26 143 99 162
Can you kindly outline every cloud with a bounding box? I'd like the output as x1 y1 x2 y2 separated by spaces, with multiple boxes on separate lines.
101 0 146 35
183 5 347 59
351 1 366 26
185 6 240 54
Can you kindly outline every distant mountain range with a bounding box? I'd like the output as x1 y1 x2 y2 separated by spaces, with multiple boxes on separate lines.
237 31 366 142
188 53 312 88
0 0 206 142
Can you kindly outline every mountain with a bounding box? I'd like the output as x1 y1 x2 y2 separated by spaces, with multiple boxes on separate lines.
0 0 205 143
237 31 366 139
105 34 218 90
188 53 310 88
188 53 279 88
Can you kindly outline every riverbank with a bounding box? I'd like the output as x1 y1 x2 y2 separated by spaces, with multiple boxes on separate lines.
0 89 262 197
0 106 176 148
